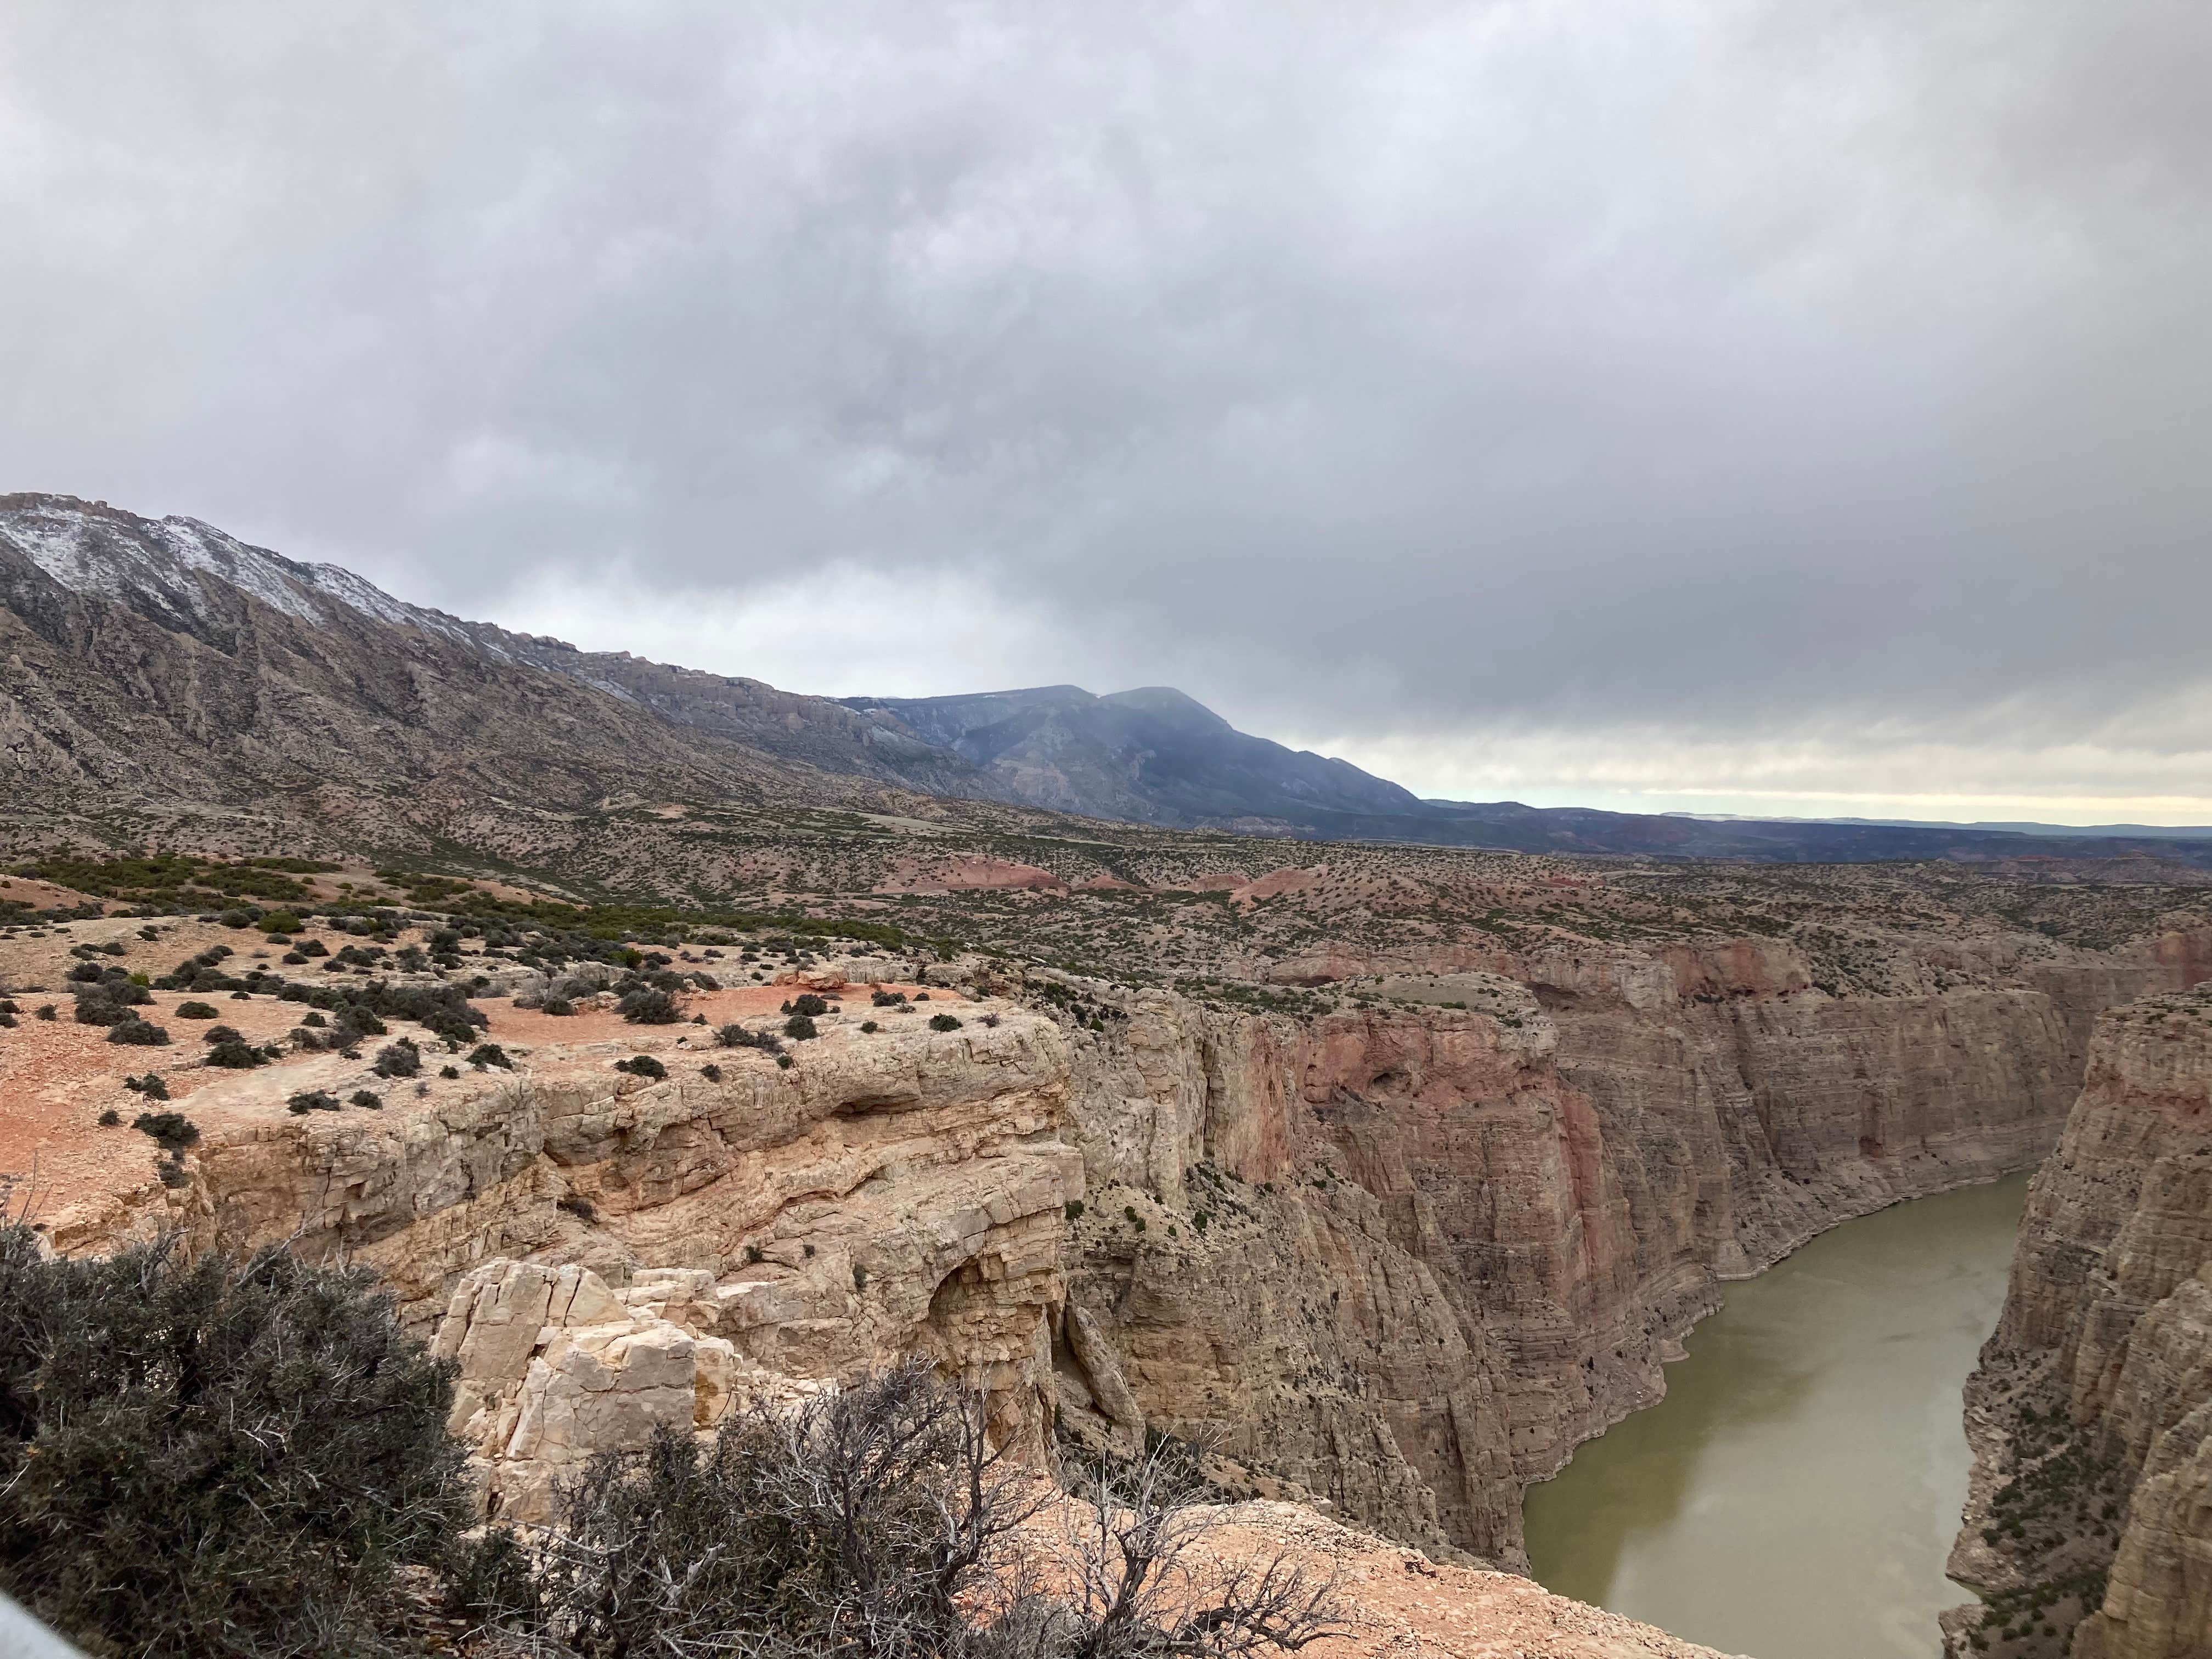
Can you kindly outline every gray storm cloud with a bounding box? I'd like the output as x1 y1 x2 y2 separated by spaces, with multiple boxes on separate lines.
3 1 2208 816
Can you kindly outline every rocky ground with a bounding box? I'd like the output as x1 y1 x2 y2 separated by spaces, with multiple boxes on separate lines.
0 908 942 1224
1121 1500 1745 1659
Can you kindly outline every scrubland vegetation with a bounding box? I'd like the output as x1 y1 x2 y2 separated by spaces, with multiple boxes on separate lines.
0 1230 1335 1659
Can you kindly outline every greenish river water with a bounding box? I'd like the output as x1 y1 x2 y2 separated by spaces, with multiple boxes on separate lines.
1523 1173 2029 1659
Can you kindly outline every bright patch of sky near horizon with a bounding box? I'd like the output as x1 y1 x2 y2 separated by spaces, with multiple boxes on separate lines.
4 2 2209 824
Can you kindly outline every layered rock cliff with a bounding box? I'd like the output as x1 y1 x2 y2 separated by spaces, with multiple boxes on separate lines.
1055 933 2181 1568
50 923 2203 1578
1944 987 2212 1659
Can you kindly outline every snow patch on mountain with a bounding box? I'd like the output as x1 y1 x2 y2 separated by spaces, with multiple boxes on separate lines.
295 558 481 647
0 494 504 654
149 517 330 624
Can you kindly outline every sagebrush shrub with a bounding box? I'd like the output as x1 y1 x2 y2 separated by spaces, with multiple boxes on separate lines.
373 1039 421 1079
495 1363 1339 1659
718 1023 783 1054
72 992 131 1027
132 1111 199 1153
0 1229 471 1657
618 987 681 1025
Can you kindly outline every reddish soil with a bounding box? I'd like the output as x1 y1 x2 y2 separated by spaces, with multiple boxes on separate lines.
0 876 114 914
876 856 1067 894
0 904 949 1228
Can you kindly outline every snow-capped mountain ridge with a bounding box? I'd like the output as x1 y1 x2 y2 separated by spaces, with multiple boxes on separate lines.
3 494 521 656
0 491 1002 819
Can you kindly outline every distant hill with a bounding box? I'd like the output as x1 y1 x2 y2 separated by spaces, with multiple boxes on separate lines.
840 686 2212 868
838 685 1426 829
1413 802 2212 866
1667 812 2212 840
7 491 2209 871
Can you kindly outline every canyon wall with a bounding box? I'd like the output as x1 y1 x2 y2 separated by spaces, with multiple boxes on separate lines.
54 930 2207 1571
1058 934 2187 1567
1945 988 2212 1659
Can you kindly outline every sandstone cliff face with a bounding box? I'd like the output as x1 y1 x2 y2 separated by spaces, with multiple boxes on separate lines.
1945 988 2212 1659
50 932 2200 1578
1055 937 2162 1569
56 1009 1084 1489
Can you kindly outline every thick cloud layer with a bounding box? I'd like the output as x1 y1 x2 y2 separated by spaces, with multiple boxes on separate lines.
5 2 2207 819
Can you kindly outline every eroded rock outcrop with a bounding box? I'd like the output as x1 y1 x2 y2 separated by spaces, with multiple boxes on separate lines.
44 930 2205 1576
433 1259 796 1523
1944 986 2212 1659
55 1007 1085 1484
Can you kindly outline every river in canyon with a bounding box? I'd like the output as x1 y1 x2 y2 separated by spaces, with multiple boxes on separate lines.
1523 1172 2029 1659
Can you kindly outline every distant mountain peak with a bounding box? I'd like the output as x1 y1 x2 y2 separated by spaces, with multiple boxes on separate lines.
837 682 1420 828
1096 686 1233 730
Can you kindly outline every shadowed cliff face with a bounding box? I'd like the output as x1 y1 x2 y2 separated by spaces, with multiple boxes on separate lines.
1944 989 2212 1659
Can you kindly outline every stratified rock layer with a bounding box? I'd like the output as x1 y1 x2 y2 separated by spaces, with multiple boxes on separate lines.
1945 987 2212 1659
1058 936 2170 1566
49 934 2207 1571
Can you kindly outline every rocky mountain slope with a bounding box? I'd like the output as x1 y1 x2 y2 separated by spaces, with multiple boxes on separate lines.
14 492 2212 872
0 494 916 839
1944 988 2212 1659
839 684 1430 831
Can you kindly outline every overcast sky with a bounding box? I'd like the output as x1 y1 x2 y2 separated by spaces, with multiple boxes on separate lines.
6 2 2209 822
